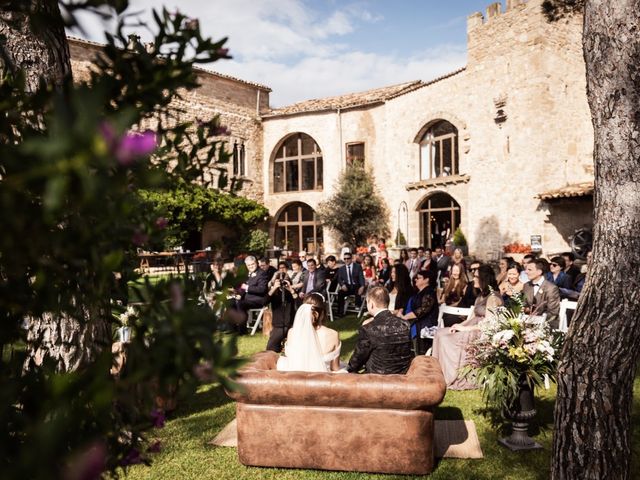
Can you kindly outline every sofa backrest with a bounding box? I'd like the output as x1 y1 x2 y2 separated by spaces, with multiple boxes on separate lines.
227 351 446 410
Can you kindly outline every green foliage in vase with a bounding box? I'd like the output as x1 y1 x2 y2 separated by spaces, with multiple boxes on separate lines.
395 229 407 247
317 165 390 247
0 2 247 478
452 226 467 246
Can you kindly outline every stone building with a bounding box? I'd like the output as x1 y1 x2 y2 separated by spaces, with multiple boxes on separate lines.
68 0 595 259
261 0 594 259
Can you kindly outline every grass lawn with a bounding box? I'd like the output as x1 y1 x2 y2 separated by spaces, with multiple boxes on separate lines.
124 315 640 480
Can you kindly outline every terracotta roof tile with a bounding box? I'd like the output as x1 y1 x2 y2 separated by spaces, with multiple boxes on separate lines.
263 68 465 118
537 181 594 200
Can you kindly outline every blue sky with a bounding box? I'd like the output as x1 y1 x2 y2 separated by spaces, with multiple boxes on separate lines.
71 0 494 106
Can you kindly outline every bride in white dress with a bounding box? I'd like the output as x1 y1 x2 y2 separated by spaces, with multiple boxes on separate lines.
276 293 341 372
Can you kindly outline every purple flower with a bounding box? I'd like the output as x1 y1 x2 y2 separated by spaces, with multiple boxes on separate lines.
150 409 166 428
121 448 143 466
132 229 149 246
155 217 168 230
99 122 157 167
116 131 157 166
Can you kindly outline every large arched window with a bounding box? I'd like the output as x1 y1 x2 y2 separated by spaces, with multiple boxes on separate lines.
418 192 461 249
273 133 323 193
274 202 323 254
419 120 459 180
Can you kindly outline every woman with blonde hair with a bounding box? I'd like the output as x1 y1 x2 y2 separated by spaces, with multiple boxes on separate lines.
276 293 342 372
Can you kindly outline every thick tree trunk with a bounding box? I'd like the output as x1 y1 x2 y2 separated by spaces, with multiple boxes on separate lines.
0 0 71 92
551 1 640 479
1 1 109 372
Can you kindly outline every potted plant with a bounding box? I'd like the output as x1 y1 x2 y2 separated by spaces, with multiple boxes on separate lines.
452 227 468 256
462 295 560 451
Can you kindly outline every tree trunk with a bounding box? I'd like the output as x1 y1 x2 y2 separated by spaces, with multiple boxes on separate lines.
551 1 640 479
0 0 71 92
1 1 109 372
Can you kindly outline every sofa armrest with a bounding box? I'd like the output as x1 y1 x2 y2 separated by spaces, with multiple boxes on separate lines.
228 352 446 410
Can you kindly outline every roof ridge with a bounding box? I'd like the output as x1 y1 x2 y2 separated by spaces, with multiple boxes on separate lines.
66 35 271 92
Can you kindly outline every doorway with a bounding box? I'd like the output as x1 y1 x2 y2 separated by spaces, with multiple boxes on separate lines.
418 192 461 249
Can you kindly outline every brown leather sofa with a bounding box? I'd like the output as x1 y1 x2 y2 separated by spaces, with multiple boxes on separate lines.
227 351 446 475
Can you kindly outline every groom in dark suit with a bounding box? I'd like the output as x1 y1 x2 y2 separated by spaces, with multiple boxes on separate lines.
346 286 413 374
522 259 561 329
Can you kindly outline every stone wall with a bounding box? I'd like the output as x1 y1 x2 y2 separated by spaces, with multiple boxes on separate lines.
67 37 269 203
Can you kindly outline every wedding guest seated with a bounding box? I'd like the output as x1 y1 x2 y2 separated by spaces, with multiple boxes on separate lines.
336 253 365 317
523 259 561 329
496 257 511 285
399 248 410 266
231 255 269 334
277 293 341 372
289 259 306 295
519 254 536 283
266 265 296 353
405 247 421 280
402 269 438 355
299 258 326 298
499 262 524 307
438 263 468 327
362 254 378 286
258 257 277 285
559 250 591 300
346 286 413 374
387 263 414 315
561 251 581 286
420 247 437 272
545 256 572 289
432 264 503 389
324 255 339 291
459 260 481 308
376 248 389 271
377 257 391 287
446 248 466 279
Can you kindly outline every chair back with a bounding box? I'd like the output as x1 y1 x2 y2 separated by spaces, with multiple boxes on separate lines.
436 304 473 329
558 299 578 332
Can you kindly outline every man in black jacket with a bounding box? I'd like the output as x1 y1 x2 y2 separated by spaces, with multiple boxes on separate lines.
232 255 269 334
346 286 413 374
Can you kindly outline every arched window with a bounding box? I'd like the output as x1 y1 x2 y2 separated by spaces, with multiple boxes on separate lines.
419 120 459 180
418 192 461 249
274 202 323 254
273 133 323 193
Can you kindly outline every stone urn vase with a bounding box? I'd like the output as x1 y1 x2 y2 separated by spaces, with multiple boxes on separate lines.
498 377 543 451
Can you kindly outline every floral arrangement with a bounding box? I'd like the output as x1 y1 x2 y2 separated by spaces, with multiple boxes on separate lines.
503 242 532 253
462 295 559 415
117 305 138 327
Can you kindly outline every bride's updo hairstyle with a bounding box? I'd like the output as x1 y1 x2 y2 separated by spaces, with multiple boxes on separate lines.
303 293 327 328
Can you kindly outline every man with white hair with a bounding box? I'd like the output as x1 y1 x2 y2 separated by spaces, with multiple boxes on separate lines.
233 255 269 334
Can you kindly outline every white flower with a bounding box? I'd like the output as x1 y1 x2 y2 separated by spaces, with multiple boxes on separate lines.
492 329 515 345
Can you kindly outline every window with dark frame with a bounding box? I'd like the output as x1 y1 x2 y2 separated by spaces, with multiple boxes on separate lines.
346 142 365 168
419 120 459 180
273 133 323 193
232 141 246 177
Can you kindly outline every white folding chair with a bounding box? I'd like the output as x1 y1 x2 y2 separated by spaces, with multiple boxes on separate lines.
326 284 339 322
247 307 267 335
558 299 577 333
425 304 473 355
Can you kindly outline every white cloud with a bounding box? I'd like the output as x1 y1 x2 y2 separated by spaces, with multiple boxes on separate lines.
67 0 467 107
